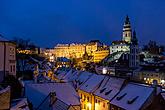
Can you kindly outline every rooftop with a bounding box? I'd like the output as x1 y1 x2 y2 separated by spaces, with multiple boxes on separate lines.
94 76 125 101
111 83 154 110
25 82 80 108
79 74 104 93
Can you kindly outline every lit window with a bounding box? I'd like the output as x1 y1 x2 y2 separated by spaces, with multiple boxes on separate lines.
103 102 105 108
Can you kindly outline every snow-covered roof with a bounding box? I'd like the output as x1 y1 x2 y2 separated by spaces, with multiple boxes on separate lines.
25 82 80 108
62 70 80 82
57 70 70 80
11 98 29 110
0 86 10 94
79 74 104 93
161 92 165 100
94 76 125 101
75 71 93 88
111 83 154 110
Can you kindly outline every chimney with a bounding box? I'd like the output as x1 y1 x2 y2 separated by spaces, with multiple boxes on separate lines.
49 92 57 106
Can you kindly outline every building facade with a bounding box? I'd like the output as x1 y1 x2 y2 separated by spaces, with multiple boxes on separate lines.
129 31 139 68
45 40 108 63
0 36 16 82
86 40 102 56
110 41 130 54
53 43 86 59
93 48 109 63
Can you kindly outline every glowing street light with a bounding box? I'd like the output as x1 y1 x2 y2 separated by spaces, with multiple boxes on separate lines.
102 67 107 74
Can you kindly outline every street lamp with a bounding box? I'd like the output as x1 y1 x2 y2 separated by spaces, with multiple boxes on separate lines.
102 67 107 74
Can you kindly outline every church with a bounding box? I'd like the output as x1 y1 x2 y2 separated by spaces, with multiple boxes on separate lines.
109 15 139 69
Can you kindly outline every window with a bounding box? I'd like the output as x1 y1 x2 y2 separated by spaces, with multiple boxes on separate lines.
98 100 100 105
103 102 105 108
13 65 15 73
87 96 89 102
10 65 12 73
95 99 97 103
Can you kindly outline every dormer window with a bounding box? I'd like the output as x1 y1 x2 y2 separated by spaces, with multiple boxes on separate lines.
127 96 139 104
105 90 112 95
116 93 127 100
100 88 106 93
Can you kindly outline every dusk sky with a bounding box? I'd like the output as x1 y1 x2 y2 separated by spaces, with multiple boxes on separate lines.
0 0 165 47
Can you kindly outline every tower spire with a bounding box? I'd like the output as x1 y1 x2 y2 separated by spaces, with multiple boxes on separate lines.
125 15 130 25
131 30 138 45
129 29 139 69
122 15 132 43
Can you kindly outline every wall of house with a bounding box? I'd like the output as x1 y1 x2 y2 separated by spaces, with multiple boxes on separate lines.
0 42 5 82
94 96 109 110
0 42 16 82
93 50 109 63
78 90 93 110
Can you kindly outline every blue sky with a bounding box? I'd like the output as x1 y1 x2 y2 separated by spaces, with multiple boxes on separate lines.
0 0 165 47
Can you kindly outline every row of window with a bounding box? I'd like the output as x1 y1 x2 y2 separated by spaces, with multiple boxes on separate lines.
143 73 159 77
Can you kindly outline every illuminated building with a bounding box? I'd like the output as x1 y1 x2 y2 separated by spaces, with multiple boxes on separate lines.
139 68 165 86
54 43 86 59
86 40 102 56
93 77 125 110
78 74 105 110
78 74 125 110
56 69 161 110
110 41 130 54
46 40 108 63
93 48 109 63
0 36 16 82
54 44 70 58
110 16 132 54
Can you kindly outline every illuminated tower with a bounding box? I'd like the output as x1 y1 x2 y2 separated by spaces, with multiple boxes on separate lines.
122 15 132 43
129 30 139 68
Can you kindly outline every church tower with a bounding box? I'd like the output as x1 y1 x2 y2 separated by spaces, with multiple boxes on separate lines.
129 30 139 68
122 15 132 43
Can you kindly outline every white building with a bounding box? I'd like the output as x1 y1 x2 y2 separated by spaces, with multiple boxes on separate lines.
0 36 16 82
110 41 130 54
